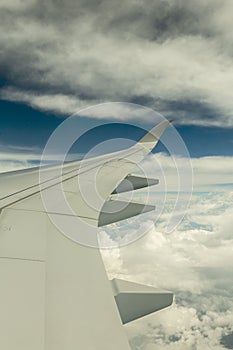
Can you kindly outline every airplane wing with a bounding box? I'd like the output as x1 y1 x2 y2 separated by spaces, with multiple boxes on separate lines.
0 120 173 350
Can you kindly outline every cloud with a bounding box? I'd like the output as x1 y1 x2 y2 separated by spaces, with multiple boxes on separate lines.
0 146 87 173
1 147 233 187
0 147 233 347
1 0 233 126
0 146 41 172
1 87 97 115
101 190 233 349
140 153 233 190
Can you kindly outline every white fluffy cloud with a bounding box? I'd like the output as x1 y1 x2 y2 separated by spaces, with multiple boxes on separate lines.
101 190 233 349
0 146 41 172
1 150 233 348
138 153 233 193
1 0 233 126
1 150 233 187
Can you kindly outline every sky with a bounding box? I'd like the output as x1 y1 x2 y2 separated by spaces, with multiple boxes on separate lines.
0 0 233 170
0 0 233 349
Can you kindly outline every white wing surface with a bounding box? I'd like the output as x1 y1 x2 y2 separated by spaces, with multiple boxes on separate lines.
0 120 172 350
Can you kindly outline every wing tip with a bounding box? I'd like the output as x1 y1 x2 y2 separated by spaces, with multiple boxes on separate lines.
138 119 170 151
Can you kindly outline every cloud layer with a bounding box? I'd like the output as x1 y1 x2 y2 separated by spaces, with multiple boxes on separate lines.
101 190 233 349
1 150 233 189
1 152 233 348
1 0 233 126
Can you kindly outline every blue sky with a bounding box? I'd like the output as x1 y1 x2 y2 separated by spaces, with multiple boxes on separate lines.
1 100 233 159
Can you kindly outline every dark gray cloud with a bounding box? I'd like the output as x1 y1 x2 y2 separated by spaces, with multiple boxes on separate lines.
1 0 233 126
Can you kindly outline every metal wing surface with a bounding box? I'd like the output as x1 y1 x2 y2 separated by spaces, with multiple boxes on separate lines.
0 120 172 350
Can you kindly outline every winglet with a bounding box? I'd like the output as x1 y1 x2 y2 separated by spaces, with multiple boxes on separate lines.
138 119 170 152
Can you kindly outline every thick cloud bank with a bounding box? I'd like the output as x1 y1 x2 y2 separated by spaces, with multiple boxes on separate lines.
1 0 233 126
101 189 233 349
